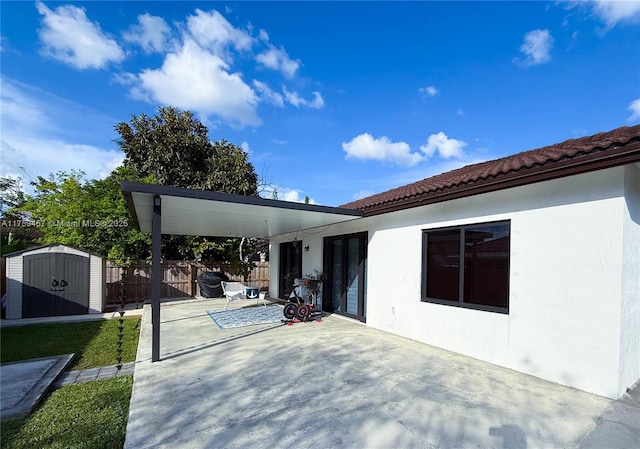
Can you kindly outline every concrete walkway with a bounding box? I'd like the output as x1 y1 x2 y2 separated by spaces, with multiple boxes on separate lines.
125 299 639 449
52 362 135 388
0 357 136 420
0 308 143 328
0 354 74 419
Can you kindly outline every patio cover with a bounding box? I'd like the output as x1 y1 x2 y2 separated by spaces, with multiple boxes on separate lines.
121 182 364 239
121 181 364 361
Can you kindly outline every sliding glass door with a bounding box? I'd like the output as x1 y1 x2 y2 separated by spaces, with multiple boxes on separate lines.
323 232 367 322
279 241 302 299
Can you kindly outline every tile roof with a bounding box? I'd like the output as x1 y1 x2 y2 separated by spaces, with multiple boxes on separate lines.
0 225 44 241
340 125 640 215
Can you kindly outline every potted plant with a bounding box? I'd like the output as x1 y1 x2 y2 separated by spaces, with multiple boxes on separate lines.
304 270 327 306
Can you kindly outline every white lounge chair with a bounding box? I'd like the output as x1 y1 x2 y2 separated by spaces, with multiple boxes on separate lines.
220 281 267 310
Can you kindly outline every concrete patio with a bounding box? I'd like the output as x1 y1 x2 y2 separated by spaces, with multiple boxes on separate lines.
125 299 639 449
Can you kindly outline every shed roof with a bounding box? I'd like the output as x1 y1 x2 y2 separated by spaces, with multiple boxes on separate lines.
0 226 44 241
3 243 105 259
340 125 640 215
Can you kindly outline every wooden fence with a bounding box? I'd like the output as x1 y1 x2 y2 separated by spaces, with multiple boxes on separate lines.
106 261 269 308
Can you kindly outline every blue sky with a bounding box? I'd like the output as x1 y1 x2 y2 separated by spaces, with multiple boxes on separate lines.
1 1 639 206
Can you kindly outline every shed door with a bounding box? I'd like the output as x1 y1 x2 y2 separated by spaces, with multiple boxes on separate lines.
23 253 89 318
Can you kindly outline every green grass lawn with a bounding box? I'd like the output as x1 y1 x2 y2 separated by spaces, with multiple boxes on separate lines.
1 375 133 449
0 317 140 369
0 317 141 448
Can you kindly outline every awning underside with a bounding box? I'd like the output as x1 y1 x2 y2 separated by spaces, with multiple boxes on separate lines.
122 183 363 238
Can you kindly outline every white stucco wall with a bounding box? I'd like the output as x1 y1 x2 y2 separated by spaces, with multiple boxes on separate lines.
269 165 639 399
619 164 640 395
268 242 277 298
268 235 325 300
363 167 631 399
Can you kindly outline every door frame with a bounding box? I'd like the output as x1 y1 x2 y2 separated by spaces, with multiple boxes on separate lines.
278 240 303 299
323 231 367 322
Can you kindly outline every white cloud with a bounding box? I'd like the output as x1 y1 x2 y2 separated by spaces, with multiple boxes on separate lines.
272 139 288 145
0 78 124 187
98 154 125 178
282 88 302 107
259 185 315 203
185 9 253 56
256 46 301 78
1 138 123 184
0 78 52 132
592 0 640 27
456 108 464 116
342 133 423 167
132 39 260 127
419 85 439 96
308 92 325 109
628 98 640 123
514 29 553 67
353 190 374 200
419 132 467 159
0 141 30 180
36 1 125 69
111 71 138 87
240 141 251 154
258 29 269 42
118 8 321 126
282 87 324 109
123 13 171 54
281 189 316 204
253 80 284 107
562 0 640 29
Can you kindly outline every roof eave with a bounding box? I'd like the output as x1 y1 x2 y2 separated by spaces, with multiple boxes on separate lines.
361 141 640 216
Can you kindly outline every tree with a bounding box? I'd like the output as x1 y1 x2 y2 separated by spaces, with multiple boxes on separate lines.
1 176 31 254
9 107 263 265
0 176 27 219
17 168 153 265
206 140 258 195
115 107 257 193
115 107 260 261
88 166 154 264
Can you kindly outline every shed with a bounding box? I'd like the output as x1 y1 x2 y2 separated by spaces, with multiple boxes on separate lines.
4 244 106 319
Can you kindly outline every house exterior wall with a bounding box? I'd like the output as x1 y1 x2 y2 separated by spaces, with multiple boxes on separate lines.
270 165 638 399
268 237 325 300
4 245 105 319
363 167 628 399
620 164 640 395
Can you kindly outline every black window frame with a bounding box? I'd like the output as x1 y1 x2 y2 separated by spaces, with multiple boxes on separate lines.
279 241 303 299
421 220 510 314
322 231 368 322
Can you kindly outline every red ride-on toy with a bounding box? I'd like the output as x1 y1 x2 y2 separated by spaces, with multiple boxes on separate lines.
283 284 322 323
